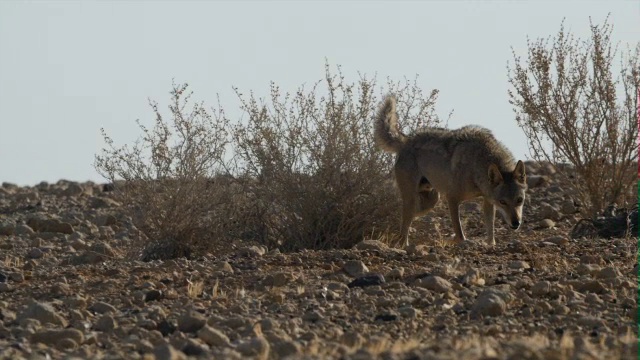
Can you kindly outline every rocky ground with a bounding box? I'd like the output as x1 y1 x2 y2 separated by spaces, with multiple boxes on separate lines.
0 162 637 359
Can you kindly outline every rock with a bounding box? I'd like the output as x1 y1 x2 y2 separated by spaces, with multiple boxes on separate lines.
89 301 117 314
472 293 506 318
177 311 206 333
595 267 620 280
578 280 606 294
302 310 323 322
15 224 36 236
462 268 485 286
62 183 85 197
347 274 385 288
70 251 107 265
237 336 270 359
374 313 398 322
272 340 301 358
531 281 550 297
18 301 67 327
56 337 79 351
539 204 561 221
0 221 15 236
90 196 120 208
9 272 24 282
26 216 74 234
94 314 118 332
27 248 44 259
526 175 549 188
198 325 230 347
182 339 208 356
416 275 452 293
263 272 295 287
95 214 117 227
145 289 164 302
561 200 577 214
343 260 369 277
580 255 602 265
354 240 388 251
239 246 266 257
576 263 601 276
153 344 187 360
386 267 404 280
538 219 556 229
544 236 568 246
577 316 606 329
31 328 84 347
471 288 513 318
509 261 530 270
398 306 420 319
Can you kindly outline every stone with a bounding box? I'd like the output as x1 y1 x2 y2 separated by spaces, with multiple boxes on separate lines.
153 344 186 360
354 240 388 251
0 221 15 236
343 260 369 277
596 267 620 280
94 314 118 332
416 276 452 293
198 325 230 347
531 281 550 297
347 274 385 288
386 267 405 280
89 301 118 314
509 261 530 270
31 328 84 347
538 219 556 229
177 311 206 333
19 301 67 327
237 336 270 359
544 236 568 246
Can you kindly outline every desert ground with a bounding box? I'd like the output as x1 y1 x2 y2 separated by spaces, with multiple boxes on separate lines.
0 162 637 360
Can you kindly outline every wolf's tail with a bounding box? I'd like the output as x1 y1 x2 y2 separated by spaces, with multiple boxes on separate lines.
374 95 407 153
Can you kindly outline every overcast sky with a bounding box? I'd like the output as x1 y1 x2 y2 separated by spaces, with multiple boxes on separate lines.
1 1 638 186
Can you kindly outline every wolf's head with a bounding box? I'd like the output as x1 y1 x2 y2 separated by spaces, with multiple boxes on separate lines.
488 160 527 230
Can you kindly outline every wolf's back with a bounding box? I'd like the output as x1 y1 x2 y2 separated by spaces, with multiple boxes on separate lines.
374 96 407 153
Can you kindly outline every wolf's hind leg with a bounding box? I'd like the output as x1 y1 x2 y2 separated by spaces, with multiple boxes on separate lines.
395 167 421 248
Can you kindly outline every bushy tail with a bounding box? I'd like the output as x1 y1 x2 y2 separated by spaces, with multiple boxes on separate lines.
374 95 407 153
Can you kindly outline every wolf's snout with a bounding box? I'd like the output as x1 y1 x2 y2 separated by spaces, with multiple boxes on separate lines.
510 220 520 230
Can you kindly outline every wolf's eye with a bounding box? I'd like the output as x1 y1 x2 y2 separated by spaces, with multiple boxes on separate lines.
499 200 507 206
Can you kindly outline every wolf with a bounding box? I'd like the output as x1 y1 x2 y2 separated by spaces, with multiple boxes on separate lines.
374 96 527 247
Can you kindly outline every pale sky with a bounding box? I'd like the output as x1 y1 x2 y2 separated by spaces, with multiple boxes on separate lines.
1 1 638 186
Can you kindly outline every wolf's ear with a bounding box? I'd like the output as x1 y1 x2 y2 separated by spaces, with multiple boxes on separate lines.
513 160 526 183
488 164 503 186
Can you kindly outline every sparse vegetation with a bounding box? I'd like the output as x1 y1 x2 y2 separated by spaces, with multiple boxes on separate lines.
508 16 639 215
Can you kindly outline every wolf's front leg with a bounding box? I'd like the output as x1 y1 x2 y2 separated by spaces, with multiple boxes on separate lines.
482 198 496 246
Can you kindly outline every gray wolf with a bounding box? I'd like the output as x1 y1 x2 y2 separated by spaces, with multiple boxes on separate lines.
375 96 527 246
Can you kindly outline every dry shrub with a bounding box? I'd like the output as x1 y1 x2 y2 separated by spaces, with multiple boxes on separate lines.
508 16 639 215
96 65 444 257
232 64 444 250
95 82 235 259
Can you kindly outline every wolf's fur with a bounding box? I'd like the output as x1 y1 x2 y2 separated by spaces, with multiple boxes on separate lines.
375 96 527 246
